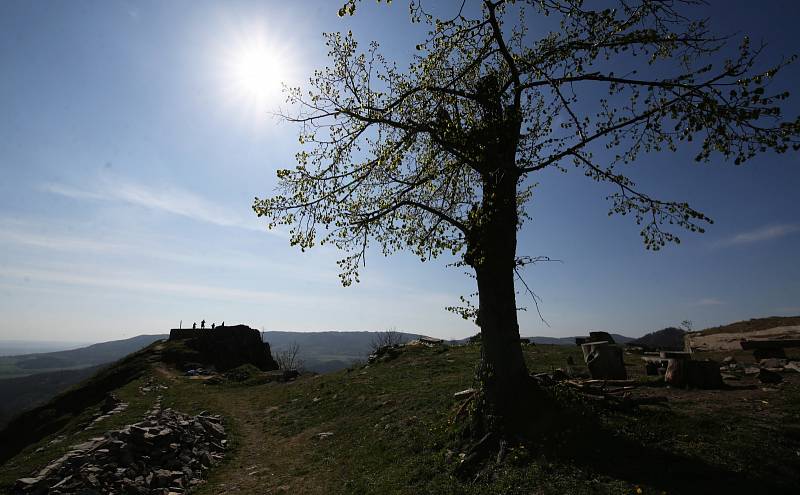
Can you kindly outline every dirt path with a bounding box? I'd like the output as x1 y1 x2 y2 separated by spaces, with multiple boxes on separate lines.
194 387 321 495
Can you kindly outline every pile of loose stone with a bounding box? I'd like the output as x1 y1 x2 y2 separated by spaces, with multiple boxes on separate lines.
15 397 226 494
719 356 800 384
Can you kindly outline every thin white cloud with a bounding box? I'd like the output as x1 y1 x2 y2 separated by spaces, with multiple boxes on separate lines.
40 182 107 201
41 177 275 233
694 298 725 306
0 265 455 313
0 223 127 255
716 224 800 247
0 225 254 269
0 217 338 281
0 266 300 305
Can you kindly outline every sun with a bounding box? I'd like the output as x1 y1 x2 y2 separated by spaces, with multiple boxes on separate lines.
221 26 295 115
231 43 285 104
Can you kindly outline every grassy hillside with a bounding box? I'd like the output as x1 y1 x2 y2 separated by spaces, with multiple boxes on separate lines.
0 340 170 465
2 339 798 494
698 315 800 335
0 365 102 429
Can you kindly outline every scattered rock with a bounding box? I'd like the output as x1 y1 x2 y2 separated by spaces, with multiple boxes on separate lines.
666 359 723 389
368 345 402 364
315 432 334 440
13 399 226 494
753 347 787 361
100 393 121 413
722 356 736 365
582 342 627 380
279 369 299 381
784 361 800 373
759 358 788 370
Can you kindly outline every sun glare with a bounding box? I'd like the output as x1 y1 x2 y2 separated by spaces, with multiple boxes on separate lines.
221 25 295 117
231 45 285 103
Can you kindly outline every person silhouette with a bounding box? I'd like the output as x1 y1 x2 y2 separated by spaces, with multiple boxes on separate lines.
193 322 196 330
221 321 225 327
201 320 205 329
211 323 215 329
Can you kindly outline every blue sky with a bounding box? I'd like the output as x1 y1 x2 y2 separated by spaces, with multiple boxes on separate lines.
0 0 798 343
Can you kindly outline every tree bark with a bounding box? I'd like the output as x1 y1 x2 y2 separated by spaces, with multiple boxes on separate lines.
468 167 532 435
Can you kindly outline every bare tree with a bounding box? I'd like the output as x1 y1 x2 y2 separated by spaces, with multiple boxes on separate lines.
274 342 304 372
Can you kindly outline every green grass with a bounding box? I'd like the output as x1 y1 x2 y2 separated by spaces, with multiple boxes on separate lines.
2 342 799 494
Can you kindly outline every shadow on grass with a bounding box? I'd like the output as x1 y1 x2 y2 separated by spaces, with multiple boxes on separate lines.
550 428 779 493
536 401 793 494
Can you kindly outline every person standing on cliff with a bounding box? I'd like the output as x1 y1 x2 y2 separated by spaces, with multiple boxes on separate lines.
201 320 205 329
193 322 196 330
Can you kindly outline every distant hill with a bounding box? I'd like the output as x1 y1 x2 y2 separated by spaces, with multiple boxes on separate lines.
0 330 637 379
263 331 423 373
0 335 168 424
0 340 89 357
0 334 167 378
628 327 686 351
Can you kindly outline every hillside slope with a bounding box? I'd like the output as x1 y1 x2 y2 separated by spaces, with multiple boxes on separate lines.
0 334 167 378
0 341 163 465
698 315 800 335
686 316 800 352
0 365 102 429
2 338 798 494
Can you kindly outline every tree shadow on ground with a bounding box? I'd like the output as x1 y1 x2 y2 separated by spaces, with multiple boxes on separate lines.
539 407 794 494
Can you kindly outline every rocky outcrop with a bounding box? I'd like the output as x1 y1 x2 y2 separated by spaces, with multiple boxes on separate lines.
686 324 800 352
169 325 278 372
14 398 226 494
665 359 723 389
581 341 627 380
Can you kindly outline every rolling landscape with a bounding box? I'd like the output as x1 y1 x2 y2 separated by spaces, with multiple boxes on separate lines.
0 316 799 493
2 0 800 493
0 329 636 427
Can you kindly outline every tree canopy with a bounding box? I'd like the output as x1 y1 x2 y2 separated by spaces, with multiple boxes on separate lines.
254 0 800 288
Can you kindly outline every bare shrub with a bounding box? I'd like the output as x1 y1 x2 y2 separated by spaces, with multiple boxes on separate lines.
370 329 405 354
274 342 304 372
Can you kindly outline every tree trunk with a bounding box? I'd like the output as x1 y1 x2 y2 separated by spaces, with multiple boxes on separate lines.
468 168 533 435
